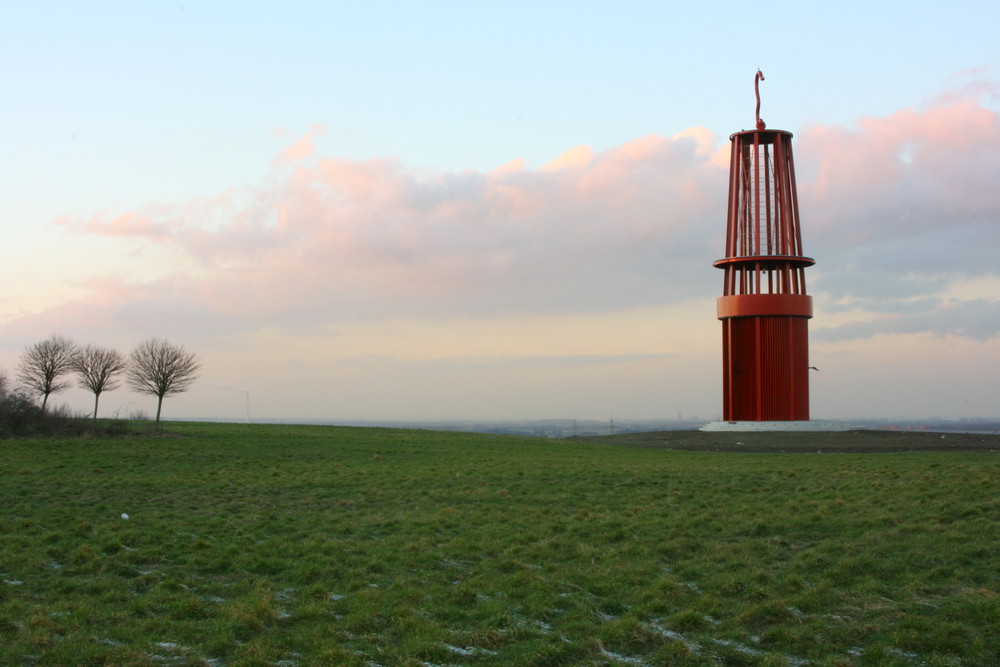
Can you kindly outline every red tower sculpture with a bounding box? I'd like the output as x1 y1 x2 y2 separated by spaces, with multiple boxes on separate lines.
714 71 814 421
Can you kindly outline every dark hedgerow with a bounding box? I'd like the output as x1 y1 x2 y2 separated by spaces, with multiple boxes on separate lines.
0 382 138 438
0 383 44 436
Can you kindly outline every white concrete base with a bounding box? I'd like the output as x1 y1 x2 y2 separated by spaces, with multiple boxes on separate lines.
699 420 855 432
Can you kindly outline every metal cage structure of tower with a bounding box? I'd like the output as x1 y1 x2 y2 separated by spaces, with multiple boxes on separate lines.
714 71 814 421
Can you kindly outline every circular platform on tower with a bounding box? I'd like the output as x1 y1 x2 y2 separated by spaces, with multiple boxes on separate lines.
699 421 855 432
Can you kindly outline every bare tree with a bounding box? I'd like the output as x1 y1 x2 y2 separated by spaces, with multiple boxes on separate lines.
72 345 128 421
127 338 201 426
17 334 78 412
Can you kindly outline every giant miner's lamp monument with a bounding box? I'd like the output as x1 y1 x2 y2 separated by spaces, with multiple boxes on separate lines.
701 71 847 432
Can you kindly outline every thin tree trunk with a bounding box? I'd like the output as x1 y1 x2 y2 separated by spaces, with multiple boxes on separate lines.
156 395 164 426
93 393 100 421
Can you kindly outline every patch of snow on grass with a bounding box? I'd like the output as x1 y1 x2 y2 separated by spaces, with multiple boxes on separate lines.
712 637 808 666
599 648 650 666
440 558 472 571
443 644 497 657
889 648 921 661
644 621 701 654
149 642 203 665
712 638 762 658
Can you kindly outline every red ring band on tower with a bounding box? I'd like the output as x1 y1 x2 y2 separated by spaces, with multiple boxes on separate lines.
717 294 813 319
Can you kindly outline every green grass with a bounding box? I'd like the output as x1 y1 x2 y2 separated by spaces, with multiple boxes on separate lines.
1 423 998 666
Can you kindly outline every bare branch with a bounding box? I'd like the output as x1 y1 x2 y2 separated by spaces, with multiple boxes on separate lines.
17 334 78 412
127 338 201 425
72 345 128 420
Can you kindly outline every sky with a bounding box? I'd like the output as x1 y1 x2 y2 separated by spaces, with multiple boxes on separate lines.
1 1 999 423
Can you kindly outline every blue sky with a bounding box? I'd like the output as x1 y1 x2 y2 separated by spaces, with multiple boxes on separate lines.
1 1 998 421
7 2 994 191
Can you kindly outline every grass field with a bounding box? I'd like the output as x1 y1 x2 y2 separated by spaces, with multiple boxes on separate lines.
1 423 997 666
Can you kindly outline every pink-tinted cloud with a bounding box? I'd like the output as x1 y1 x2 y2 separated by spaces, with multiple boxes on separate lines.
54 128 726 329
31 85 1000 346
273 124 327 166
934 67 998 106
788 86 1000 341
798 96 1000 248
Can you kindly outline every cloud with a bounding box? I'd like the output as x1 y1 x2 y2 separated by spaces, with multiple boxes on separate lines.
935 67 998 106
791 84 1000 341
22 83 1000 349
52 129 728 334
402 352 677 369
798 98 1000 251
540 145 594 171
814 298 1000 342
274 124 327 165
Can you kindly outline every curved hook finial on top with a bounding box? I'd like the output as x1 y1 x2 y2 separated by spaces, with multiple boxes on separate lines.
754 69 766 130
